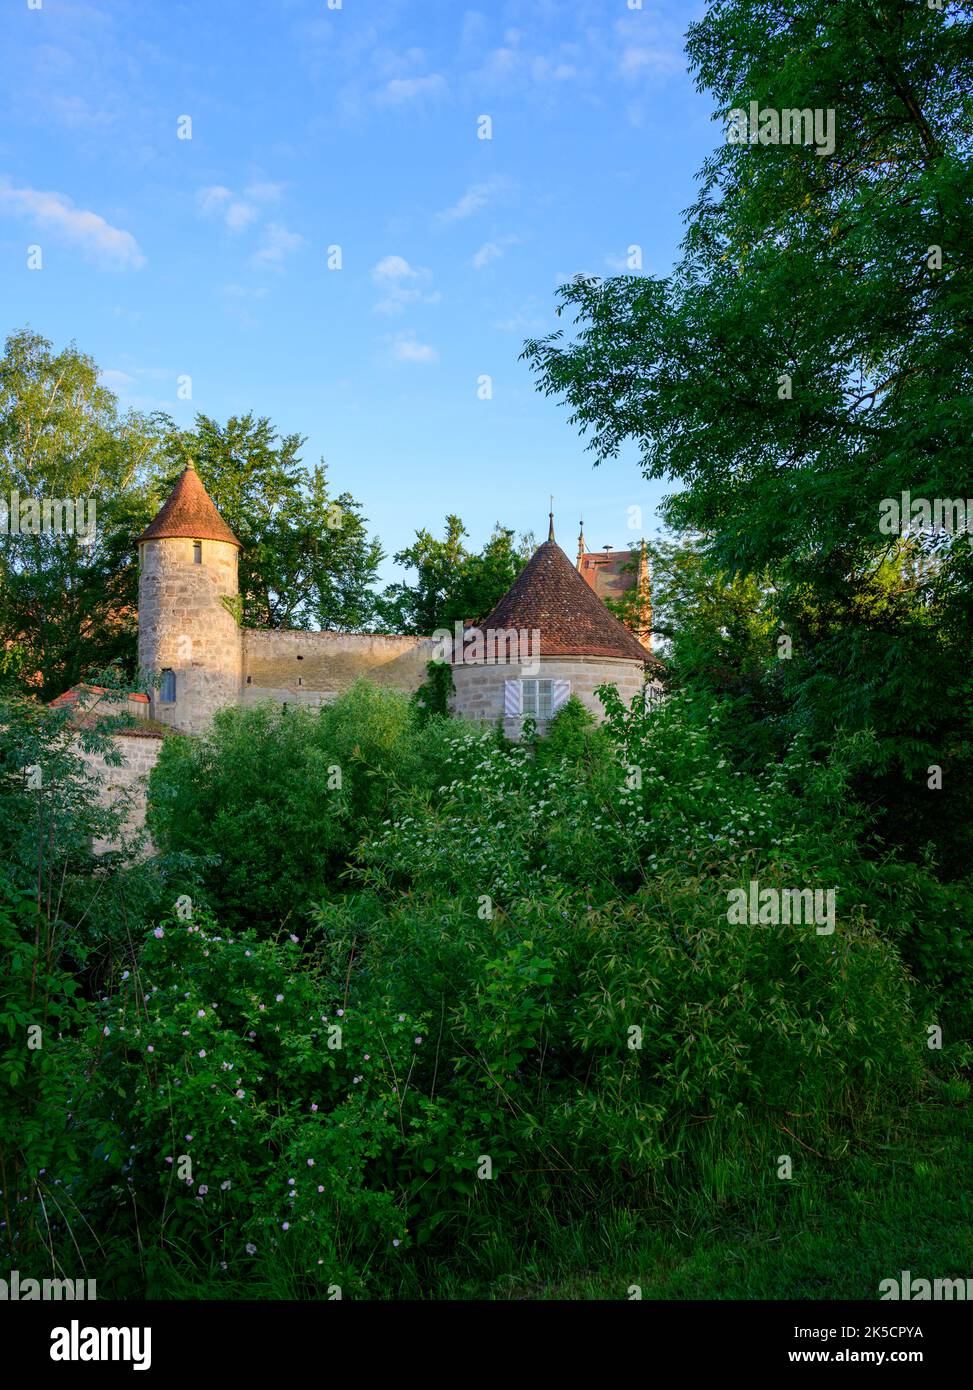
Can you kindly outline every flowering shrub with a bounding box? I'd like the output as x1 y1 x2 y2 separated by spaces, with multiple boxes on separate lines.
356 690 868 906
87 909 428 1293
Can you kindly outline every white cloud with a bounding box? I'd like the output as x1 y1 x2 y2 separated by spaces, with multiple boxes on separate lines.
618 44 682 78
197 185 258 234
460 11 488 51
249 222 306 270
388 332 438 364
371 254 439 314
493 303 549 334
604 251 640 272
471 235 518 269
613 13 684 82
530 56 577 81
243 181 284 204
377 74 447 105
0 178 144 270
219 283 270 300
198 181 283 234
373 254 420 283
436 176 511 224
197 185 232 214
226 201 259 233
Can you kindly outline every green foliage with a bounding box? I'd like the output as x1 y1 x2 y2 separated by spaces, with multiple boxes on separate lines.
411 659 455 723
153 412 383 631
2 674 968 1296
7 4 973 1300
0 683 149 1268
376 514 533 634
85 909 421 1294
533 693 606 767
522 0 973 857
0 328 163 698
147 682 436 931
0 879 97 1268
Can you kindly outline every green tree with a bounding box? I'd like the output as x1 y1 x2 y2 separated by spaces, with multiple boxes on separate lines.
155 413 383 630
0 328 162 699
377 515 533 634
523 0 973 842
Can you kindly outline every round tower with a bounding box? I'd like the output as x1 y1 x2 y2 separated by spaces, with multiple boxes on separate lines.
451 512 662 737
137 461 243 735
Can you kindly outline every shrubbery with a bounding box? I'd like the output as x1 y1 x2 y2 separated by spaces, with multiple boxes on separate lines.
147 681 438 930
3 680 970 1294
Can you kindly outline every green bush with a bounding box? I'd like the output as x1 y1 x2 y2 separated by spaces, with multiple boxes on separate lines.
147 681 440 931
9 677 966 1296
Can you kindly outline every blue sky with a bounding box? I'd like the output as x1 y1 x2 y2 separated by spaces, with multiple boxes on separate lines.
0 0 714 584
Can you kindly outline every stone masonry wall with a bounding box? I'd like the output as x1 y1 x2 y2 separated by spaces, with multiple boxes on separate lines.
450 655 649 738
79 731 165 855
240 629 435 708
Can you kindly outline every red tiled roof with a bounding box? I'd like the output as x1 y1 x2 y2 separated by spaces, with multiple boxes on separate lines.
477 539 657 664
49 685 174 736
50 685 149 707
138 462 241 548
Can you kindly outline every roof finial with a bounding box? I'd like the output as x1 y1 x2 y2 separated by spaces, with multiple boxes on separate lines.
185 457 196 472
548 495 555 543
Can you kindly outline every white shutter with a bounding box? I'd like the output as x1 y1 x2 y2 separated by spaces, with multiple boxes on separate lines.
551 679 570 713
504 679 523 715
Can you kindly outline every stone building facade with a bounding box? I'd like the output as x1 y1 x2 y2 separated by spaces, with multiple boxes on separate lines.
134 472 662 739
53 475 664 851
80 727 166 855
49 688 168 854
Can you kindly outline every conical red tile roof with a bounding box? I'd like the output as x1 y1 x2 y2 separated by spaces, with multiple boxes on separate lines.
479 537 655 663
138 462 241 548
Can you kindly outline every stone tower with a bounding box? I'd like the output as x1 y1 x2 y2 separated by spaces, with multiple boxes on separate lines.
137 461 243 735
450 514 661 737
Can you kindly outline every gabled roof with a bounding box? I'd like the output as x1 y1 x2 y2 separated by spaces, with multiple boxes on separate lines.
48 684 170 737
138 462 241 548
478 536 656 664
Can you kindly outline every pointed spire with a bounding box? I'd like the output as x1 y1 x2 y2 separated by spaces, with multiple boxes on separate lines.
577 516 587 569
138 462 241 548
548 494 555 543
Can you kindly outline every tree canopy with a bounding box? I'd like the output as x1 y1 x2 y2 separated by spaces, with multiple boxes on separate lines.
0 328 161 700
376 514 534 634
523 0 973 856
154 412 383 631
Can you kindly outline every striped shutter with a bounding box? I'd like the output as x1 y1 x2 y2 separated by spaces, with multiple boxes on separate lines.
551 679 570 713
504 679 523 715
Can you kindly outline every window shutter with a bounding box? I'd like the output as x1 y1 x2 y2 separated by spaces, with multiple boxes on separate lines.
504 679 522 715
551 679 570 713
